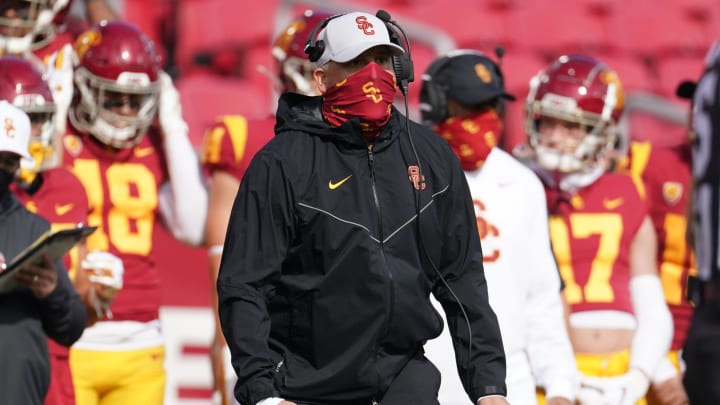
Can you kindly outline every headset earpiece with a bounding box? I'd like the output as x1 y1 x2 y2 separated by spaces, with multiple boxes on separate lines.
304 14 341 63
420 49 507 124
419 55 452 124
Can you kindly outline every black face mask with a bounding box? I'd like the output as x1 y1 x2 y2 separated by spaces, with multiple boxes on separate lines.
0 169 14 198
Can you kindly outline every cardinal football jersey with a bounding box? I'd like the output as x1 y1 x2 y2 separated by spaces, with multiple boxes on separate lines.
62 125 168 322
547 173 647 315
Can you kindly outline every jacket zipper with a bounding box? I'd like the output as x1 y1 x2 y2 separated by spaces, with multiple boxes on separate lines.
368 145 395 395
368 145 394 311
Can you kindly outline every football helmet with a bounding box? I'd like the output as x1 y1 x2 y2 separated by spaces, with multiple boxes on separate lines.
271 9 333 96
0 0 68 54
525 54 624 173
71 21 161 149
0 55 56 183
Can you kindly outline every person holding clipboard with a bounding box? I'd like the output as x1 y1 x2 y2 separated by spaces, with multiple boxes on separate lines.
0 101 87 404
0 55 124 405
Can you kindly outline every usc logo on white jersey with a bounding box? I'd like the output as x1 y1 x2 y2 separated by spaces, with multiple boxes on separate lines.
473 199 500 262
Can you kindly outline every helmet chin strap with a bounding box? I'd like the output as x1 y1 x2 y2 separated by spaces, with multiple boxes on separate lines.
559 165 605 192
90 117 143 149
0 34 33 54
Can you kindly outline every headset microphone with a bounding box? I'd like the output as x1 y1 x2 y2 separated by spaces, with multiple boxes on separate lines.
375 9 414 96
495 46 505 67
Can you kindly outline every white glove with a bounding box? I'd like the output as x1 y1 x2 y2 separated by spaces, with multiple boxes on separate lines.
81 250 124 290
44 44 75 140
578 369 650 405
158 71 189 138
651 356 679 384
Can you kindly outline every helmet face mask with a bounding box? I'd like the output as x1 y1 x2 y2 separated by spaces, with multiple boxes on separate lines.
525 54 623 174
71 21 161 149
0 0 57 54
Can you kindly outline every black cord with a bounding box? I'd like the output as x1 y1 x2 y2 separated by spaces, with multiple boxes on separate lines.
400 91 474 385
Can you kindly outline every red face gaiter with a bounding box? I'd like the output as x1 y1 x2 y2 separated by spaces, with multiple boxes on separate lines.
433 109 503 170
322 62 397 142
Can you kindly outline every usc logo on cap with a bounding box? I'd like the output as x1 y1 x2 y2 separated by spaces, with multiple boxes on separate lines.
475 64 492 83
355 16 375 35
4 118 15 139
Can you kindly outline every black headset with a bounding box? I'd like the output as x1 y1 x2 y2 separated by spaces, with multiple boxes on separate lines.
303 10 415 95
419 49 507 125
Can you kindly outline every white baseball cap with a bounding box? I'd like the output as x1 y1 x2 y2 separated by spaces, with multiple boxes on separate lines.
0 101 31 159
316 11 405 67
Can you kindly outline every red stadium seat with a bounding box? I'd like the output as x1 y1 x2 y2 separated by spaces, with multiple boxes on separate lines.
401 2 515 51
176 73 275 148
628 110 687 148
610 1 708 57
175 0 279 76
655 55 706 98
509 2 613 57
594 53 655 93
499 50 548 96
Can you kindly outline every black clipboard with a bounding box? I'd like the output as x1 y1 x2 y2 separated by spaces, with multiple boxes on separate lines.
0 225 97 293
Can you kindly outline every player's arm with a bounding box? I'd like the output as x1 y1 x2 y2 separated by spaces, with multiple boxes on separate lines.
626 216 673 396
207 170 240 405
157 72 208 246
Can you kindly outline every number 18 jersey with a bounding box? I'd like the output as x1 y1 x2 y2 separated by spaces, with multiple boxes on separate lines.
62 125 169 322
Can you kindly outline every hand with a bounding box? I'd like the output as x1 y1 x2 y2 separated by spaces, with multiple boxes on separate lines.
647 375 689 405
158 70 189 140
478 396 510 405
82 250 124 318
14 253 58 299
279 402 297 405
547 397 573 405
579 369 650 405
44 44 75 143
210 330 228 405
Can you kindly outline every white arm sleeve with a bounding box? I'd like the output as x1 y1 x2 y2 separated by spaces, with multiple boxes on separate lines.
524 180 579 401
156 73 208 246
629 274 673 377
158 134 208 246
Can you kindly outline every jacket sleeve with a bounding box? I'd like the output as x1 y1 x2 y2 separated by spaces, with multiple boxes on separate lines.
217 149 295 405
39 258 87 347
522 179 579 400
432 159 507 401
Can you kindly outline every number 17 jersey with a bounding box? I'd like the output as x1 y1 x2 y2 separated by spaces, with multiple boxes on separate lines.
548 173 647 315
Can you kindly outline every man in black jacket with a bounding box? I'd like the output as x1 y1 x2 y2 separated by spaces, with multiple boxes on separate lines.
0 101 87 405
218 11 508 405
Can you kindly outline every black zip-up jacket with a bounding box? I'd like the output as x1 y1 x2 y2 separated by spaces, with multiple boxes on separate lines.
0 192 87 405
218 94 506 405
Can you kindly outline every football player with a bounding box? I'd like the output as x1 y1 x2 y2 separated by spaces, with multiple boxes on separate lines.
0 55 122 405
201 9 330 405
0 0 118 166
62 21 207 405
615 114 695 405
519 54 673 405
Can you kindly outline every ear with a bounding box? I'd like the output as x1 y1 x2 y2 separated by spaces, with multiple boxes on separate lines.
313 67 328 94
